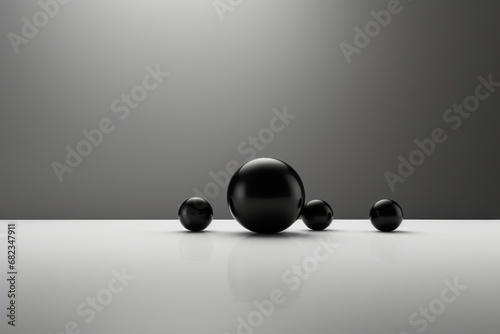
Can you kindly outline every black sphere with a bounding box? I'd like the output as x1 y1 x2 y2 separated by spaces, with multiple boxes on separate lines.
302 199 334 231
178 197 213 232
227 158 305 234
369 199 403 232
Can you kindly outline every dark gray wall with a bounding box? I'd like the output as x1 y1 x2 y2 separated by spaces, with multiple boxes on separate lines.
1 0 499 219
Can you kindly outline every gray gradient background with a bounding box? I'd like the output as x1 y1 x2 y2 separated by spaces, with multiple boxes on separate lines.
0 0 499 220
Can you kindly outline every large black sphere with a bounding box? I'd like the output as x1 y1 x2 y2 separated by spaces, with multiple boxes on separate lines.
302 199 334 231
227 158 305 234
178 197 213 232
369 199 403 232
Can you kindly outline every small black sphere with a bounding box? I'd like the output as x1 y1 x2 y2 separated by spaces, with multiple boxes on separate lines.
227 158 305 234
178 197 213 232
302 199 334 231
369 199 403 232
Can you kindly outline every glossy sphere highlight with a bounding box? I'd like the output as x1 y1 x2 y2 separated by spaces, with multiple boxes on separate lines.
178 197 213 232
369 199 403 232
227 158 305 234
302 199 334 231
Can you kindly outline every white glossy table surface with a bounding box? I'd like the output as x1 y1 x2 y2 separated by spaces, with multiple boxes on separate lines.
1 220 499 334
